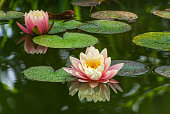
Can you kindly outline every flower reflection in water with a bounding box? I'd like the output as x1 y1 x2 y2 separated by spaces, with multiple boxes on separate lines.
69 81 123 102
17 35 48 54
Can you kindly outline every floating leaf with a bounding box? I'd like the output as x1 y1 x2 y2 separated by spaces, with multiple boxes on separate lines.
33 32 98 48
91 11 138 21
154 66 170 77
23 66 75 82
72 0 104 7
153 10 170 19
78 20 131 34
133 32 170 51
111 60 149 76
0 11 24 20
48 26 66 34
48 10 74 20
61 20 82 29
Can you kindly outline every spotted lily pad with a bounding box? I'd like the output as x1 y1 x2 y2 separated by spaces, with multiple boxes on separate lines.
153 10 170 19
78 20 131 34
154 66 170 77
48 26 67 34
72 0 104 7
0 11 24 20
133 32 170 51
111 60 149 76
23 66 75 82
91 11 138 21
33 32 98 48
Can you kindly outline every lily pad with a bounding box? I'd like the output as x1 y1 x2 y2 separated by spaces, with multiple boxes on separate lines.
78 20 131 34
61 20 82 29
0 11 24 20
111 60 149 76
91 11 138 21
133 32 170 51
72 0 104 7
23 66 75 82
48 26 66 34
154 66 170 77
153 10 170 19
33 32 98 48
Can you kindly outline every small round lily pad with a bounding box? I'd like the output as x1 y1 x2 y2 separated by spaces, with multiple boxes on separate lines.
153 10 170 19
133 32 170 51
33 32 98 48
111 60 149 76
91 11 138 21
78 20 131 34
154 66 170 77
72 0 104 7
23 66 75 82
48 26 67 34
0 11 24 20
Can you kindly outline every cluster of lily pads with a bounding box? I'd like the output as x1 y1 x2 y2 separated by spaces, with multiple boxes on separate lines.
0 0 170 102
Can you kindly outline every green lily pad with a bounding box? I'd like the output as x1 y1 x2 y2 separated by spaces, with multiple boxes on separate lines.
91 11 138 21
78 20 131 34
153 10 170 19
0 11 24 20
154 66 170 77
72 0 104 7
61 20 82 29
23 66 75 82
33 32 98 48
133 32 170 51
111 60 149 76
48 26 67 34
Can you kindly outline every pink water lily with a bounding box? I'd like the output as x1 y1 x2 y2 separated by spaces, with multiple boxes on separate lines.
16 10 53 35
63 46 124 88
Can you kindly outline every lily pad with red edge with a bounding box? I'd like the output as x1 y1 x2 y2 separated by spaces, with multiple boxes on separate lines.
132 32 170 51
48 10 74 20
72 0 104 7
0 11 24 20
33 32 98 48
23 66 75 82
153 9 170 19
91 11 138 21
154 66 170 77
78 20 131 34
111 60 149 76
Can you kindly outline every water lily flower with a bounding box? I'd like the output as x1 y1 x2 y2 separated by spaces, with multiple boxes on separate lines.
63 46 124 88
69 81 123 102
16 10 54 35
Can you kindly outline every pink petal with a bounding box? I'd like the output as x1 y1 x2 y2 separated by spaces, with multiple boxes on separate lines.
109 79 119 83
102 70 118 80
103 57 111 73
16 21 30 34
25 16 35 33
78 79 89 82
98 79 109 83
63 67 73 74
45 12 49 30
32 16 43 34
101 48 107 60
24 36 35 54
109 83 117 94
70 56 81 71
63 68 87 79
101 70 111 79
108 63 124 71
85 47 90 55
113 83 123 92
89 81 99 88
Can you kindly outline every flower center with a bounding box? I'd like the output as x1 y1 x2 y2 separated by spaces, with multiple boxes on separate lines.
86 57 101 69
33 11 43 17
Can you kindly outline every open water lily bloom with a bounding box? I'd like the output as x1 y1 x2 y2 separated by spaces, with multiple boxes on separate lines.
63 46 124 88
16 10 53 35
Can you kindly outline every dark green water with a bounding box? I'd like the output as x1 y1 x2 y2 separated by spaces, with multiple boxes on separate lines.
0 0 170 114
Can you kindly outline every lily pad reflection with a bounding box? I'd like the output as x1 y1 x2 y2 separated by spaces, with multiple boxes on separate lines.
69 81 122 102
72 0 104 7
111 60 149 76
154 66 170 77
153 9 170 19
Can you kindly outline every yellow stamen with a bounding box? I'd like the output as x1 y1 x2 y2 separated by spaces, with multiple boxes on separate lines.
86 57 101 69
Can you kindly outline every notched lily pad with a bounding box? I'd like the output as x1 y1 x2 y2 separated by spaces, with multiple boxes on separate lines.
154 66 170 77
111 60 149 76
153 10 170 19
78 20 131 34
133 32 170 51
0 11 24 20
91 11 138 21
23 66 75 82
48 26 66 34
72 0 104 7
33 32 98 48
